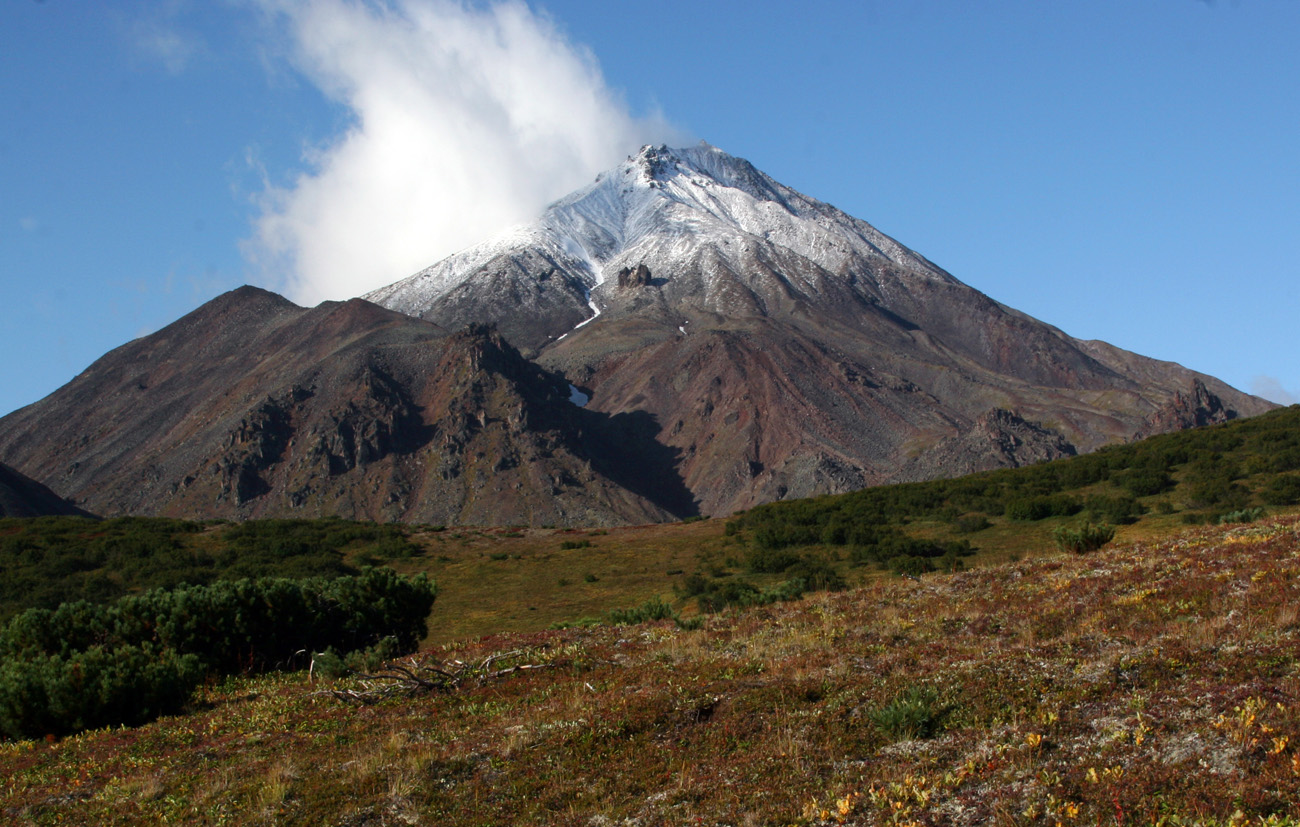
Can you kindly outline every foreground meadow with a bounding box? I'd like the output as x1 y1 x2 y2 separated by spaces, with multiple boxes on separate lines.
4 516 1300 825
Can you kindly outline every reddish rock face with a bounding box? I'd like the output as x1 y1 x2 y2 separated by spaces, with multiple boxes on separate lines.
1135 379 1237 439
0 288 677 526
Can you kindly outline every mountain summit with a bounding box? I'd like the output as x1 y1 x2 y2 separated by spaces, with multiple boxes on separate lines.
363 143 1273 516
366 142 956 350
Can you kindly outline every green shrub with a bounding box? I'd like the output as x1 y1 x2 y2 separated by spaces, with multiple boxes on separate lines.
695 580 762 613
1115 468 1175 497
887 555 933 577
1262 474 1300 506
1083 495 1146 525
606 598 676 625
783 557 847 592
0 569 435 739
745 546 804 574
870 686 946 740
851 535 973 569
1187 478 1251 510
952 515 991 534
311 636 405 680
0 644 204 739
1005 495 1081 521
1051 523 1115 554
686 575 818 614
0 517 427 625
1217 507 1266 525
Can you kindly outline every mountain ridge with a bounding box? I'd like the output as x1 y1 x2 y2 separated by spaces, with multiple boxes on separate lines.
0 291 682 525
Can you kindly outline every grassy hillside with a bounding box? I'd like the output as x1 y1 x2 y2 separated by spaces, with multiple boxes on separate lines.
402 406 1300 642
2 406 1298 645
3 515 1299 824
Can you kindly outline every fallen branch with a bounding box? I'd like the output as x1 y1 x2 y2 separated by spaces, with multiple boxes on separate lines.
319 649 557 704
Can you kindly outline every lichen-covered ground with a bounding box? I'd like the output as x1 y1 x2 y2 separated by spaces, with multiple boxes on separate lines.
4 518 1300 825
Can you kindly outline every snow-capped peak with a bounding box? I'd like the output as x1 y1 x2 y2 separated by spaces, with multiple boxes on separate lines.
364 143 954 322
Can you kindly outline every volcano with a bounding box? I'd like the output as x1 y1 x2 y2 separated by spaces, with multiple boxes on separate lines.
363 143 1272 515
0 144 1273 522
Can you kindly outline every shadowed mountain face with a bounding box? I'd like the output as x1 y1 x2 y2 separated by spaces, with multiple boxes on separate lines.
0 463 91 518
0 145 1276 523
0 288 681 526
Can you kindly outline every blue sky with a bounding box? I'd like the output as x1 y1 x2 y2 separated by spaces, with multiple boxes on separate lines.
2 0 1297 419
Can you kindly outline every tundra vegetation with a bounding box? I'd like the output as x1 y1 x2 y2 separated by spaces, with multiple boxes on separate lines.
0 406 1298 823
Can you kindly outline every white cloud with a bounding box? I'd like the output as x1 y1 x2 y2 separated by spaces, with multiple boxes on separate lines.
246 0 680 305
1250 376 1298 406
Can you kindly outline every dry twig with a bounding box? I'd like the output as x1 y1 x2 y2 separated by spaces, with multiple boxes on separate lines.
320 649 555 704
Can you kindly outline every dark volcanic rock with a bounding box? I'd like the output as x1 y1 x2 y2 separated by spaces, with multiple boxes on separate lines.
617 264 652 289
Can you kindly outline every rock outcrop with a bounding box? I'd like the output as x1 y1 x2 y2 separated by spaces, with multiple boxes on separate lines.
1135 379 1238 439
617 264 652 289
895 409 1078 483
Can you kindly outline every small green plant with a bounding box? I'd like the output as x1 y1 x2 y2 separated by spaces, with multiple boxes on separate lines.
869 686 946 740
311 636 404 680
1052 522 1116 554
1217 507 1266 525
605 598 675 625
560 539 593 550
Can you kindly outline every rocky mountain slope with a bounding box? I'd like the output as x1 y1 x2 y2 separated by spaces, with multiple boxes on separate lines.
0 288 679 525
365 143 1274 515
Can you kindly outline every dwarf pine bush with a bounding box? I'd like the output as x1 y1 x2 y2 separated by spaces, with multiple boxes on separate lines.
1052 523 1116 554
0 568 435 740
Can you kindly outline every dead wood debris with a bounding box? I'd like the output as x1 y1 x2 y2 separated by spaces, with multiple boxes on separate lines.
319 650 556 704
